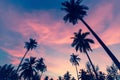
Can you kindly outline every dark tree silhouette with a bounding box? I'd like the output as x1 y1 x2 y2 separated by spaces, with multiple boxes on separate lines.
16 38 37 72
35 58 47 80
79 69 88 80
98 71 105 80
0 64 18 80
57 76 63 80
63 71 71 80
71 77 76 80
106 63 119 80
86 62 99 75
50 78 54 80
71 29 98 79
16 38 37 73
19 57 37 80
79 69 95 80
61 0 120 70
44 76 49 80
70 53 80 80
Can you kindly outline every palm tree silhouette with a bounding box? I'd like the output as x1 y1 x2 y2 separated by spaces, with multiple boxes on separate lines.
71 77 76 80
0 64 18 80
71 29 98 79
61 0 120 69
70 53 80 80
44 76 49 80
86 62 99 75
16 38 37 73
35 58 47 80
106 63 119 80
19 57 37 80
63 71 71 80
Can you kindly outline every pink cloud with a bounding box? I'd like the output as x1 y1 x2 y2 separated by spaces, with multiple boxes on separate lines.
0 0 120 79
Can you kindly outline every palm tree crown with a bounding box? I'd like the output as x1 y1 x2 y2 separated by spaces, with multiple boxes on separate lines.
35 58 47 73
71 29 94 53
64 71 71 80
0 64 18 80
70 53 80 66
61 0 88 25
24 38 37 51
19 57 36 80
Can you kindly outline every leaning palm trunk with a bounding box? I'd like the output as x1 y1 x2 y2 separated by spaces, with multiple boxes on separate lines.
75 65 79 80
85 51 98 79
80 18 120 70
16 50 29 73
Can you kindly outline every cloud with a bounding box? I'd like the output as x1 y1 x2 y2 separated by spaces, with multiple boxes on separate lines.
0 0 120 79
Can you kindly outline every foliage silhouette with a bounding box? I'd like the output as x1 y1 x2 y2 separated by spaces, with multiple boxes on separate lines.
35 57 47 79
71 29 98 79
16 38 37 73
19 57 37 80
70 53 80 80
44 76 49 80
61 0 120 70
106 63 119 80
63 71 71 80
0 64 18 80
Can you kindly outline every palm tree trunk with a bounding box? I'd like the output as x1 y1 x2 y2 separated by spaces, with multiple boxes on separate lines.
80 18 120 70
16 50 29 73
75 65 79 80
85 51 99 79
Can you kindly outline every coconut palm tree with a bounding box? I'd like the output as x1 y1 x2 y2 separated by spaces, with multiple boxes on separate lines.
70 53 80 80
106 63 119 80
19 57 37 80
57 76 63 80
16 38 37 73
44 76 49 80
71 29 98 79
61 0 120 69
71 77 76 80
63 71 71 80
35 58 47 80
86 62 99 75
0 64 18 80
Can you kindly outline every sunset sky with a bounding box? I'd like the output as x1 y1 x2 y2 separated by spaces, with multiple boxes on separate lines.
0 0 120 79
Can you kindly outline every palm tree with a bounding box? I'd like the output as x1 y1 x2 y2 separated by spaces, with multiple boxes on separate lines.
86 62 99 75
0 64 18 80
57 76 63 80
19 57 37 80
35 58 47 80
44 76 49 80
63 71 71 80
106 63 119 80
71 77 76 80
16 38 37 73
70 53 80 80
71 29 98 79
61 0 120 69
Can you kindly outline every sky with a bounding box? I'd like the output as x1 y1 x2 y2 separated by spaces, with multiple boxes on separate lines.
0 0 120 79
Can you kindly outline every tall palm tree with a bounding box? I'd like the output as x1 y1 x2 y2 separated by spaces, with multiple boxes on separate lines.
71 29 98 79
61 0 120 69
70 53 80 80
35 58 47 80
16 38 37 73
19 57 37 80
